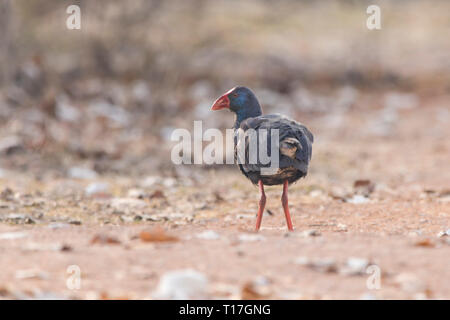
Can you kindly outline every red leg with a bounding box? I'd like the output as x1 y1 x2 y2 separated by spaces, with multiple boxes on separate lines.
255 180 266 231
281 180 294 231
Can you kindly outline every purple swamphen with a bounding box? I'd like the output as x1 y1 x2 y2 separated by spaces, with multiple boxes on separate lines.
211 86 314 231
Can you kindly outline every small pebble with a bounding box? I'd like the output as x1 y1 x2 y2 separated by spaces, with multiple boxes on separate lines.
153 269 208 299
196 230 221 240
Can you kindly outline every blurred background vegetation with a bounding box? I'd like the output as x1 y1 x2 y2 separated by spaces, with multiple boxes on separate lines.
0 0 449 176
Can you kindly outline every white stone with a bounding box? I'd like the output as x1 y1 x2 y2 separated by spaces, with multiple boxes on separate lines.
154 269 208 300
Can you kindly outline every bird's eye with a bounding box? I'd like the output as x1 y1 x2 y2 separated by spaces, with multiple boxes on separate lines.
232 93 238 97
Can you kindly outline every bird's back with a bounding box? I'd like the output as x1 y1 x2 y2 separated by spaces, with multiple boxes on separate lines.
234 114 313 185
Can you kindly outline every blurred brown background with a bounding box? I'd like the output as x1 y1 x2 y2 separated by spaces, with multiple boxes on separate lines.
0 0 449 300
0 0 450 179
0 0 449 177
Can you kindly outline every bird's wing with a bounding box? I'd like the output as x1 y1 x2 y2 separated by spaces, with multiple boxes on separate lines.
235 114 314 175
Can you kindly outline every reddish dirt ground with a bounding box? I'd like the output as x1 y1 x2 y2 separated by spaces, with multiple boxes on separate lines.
0 104 449 300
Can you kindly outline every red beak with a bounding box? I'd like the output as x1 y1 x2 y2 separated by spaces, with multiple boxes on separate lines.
211 94 230 111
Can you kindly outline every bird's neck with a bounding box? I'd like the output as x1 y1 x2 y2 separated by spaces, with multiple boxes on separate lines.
233 103 262 129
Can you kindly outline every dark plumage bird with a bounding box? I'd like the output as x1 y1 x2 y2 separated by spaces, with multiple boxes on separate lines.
211 86 313 231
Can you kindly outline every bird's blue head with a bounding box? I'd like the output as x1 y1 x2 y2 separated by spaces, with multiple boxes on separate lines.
211 86 262 127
